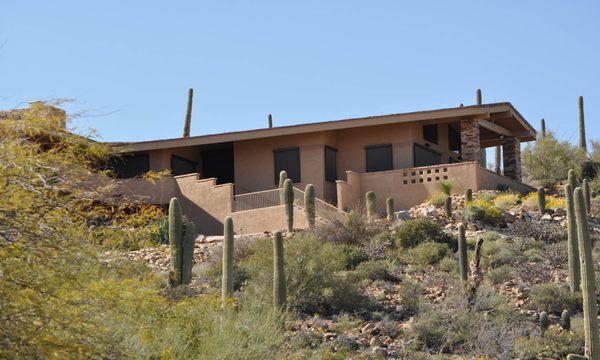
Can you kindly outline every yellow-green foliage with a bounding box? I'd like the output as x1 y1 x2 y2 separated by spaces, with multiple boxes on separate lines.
427 193 447 207
523 192 566 210
493 192 521 209
465 199 501 224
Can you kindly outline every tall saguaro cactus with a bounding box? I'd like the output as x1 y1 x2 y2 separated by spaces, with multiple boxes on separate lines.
458 223 468 282
182 88 193 138
569 169 578 191
476 89 482 105
181 222 196 285
537 187 546 215
579 96 587 152
444 196 452 218
273 231 286 307
574 187 600 359
268 114 273 128
168 197 183 286
222 216 234 300
366 191 376 220
565 184 581 293
584 179 592 214
540 118 546 138
386 198 394 221
465 188 473 203
304 184 315 228
278 171 287 204
283 179 294 233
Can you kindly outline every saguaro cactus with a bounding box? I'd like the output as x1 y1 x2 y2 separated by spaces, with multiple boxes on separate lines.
283 179 294 233
278 171 287 204
304 184 315 228
540 118 546 138
579 96 587 151
182 88 193 138
561 309 572 331
476 89 482 105
366 191 376 220
222 216 234 300
181 222 196 285
273 231 286 307
540 311 550 336
574 187 600 359
537 187 546 215
565 184 581 293
268 114 273 128
584 179 591 214
444 196 452 218
465 188 473 203
169 197 183 286
458 223 468 282
386 198 394 221
569 169 578 191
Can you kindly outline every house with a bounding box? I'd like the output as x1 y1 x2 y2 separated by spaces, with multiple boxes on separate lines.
108 102 536 234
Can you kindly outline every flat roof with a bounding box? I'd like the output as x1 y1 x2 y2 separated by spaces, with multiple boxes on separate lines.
109 102 536 152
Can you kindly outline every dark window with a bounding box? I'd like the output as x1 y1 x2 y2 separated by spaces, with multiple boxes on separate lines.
171 155 198 176
423 124 439 144
202 144 235 185
274 147 301 184
414 143 442 167
365 144 393 173
448 123 461 152
108 153 149 178
325 147 337 182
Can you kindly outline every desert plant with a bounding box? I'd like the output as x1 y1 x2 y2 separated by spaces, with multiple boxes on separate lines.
569 168 578 190
304 184 315 229
530 283 582 314
444 196 452 217
457 223 468 282
584 179 591 213
439 180 454 195
493 192 520 209
427 193 447 207
579 96 587 152
540 311 550 336
538 187 546 215
465 199 501 225
386 197 394 221
465 188 473 202
268 114 273 128
182 88 193 138
487 265 514 285
181 221 195 285
574 186 600 359
561 310 572 331
365 191 376 220
476 88 482 105
222 216 234 300
272 231 286 307
168 197 184 286
566 184 581 293
278 171 287 203
283 179 293 233
404 242 449 266
541 118 546 138
522 132 581 187
394 218 456 250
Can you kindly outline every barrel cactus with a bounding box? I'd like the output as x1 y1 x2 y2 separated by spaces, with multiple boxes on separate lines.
386 197 394 221
561 309 571 331
444 196 452 218
458 223 468 282
273 231 286 307
304 184 315 228
565 184 581 293
283 179 294 233
168 197 184 286
222 216 234 300
540 311 550 336
366 191 376 220
465 188 473 203
537 187 546 215
574 187 600 359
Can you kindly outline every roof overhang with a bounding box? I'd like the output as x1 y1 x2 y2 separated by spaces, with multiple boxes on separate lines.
109 102 536 152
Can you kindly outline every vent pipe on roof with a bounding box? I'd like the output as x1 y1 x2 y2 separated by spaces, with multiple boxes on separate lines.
268 114 273 128
182 88 193 138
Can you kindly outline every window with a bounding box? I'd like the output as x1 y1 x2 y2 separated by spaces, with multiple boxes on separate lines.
414 143 441 167
108 153 149 178
274 147 301 184
423 124 439 144
171 155 198 176
448 123 461 152
325 146 337 182
365 144 393 172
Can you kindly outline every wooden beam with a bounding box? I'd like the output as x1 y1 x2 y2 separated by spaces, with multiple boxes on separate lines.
479 120 512 137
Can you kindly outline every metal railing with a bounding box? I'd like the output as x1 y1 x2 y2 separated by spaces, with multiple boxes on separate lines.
292 187 347 223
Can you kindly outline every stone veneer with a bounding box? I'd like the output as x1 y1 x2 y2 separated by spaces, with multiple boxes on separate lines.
502 137 521 181
460 119 481 163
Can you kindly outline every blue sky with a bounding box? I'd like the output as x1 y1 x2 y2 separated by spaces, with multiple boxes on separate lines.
1 1 598 149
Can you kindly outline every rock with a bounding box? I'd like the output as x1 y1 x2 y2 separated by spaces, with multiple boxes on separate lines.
425 207 439 217
541 214 552 221
394 210 410 221
371 346 387 357
323 332 337 340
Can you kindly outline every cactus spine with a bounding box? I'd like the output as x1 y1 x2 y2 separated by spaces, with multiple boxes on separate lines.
574 187 600 359
566 184 581 293
458 223 468 282
366 191 376 220
537 187 546 215
283 179 294 233
465 188 473 203
539 311 550 336
181 222 195 285
168 197 183 286
579 96 587 152
569 169 578 191
273 231 286 307
540 118 546 138
444 196 452 218
268 114 273 128
182 88 193 138
278 171 287 204
222 216 234 300
584 178 591 214
561 309 571 331
386 198 394 221
304 184 315 229
476 89 482 105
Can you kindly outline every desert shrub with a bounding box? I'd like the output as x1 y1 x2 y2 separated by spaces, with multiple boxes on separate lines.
352 260 395 281
201 236 259 291
363 231 394 260
340 244 369 270
522 132 582 187
241 234 369 314
493 192 520 209
438 256 458 273
522 192 566 210
510 219 566 244
331 313 363 333
404 242 450 266
398 279 423 314
313 210 385 246
529 283 582 314
476 192 497 203
514 317 584 359
394 218 457 250
487 265 515 285
439 180 454 195
427 193 447 207
481 236 525 268
464 199 501 224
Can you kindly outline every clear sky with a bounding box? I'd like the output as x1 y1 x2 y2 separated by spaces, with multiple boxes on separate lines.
1 1 598 149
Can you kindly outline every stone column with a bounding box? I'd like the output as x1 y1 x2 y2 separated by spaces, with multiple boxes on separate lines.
460 119 481 163
502 137 521 181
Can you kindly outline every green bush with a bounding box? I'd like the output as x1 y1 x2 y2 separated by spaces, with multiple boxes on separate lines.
397 279 423 314
394 218 457 250
427 193 447 207
514 318 584 359
404 242 450 266
465 199 501 224
529 283 582 314
487 265 515 285
352 260 395 282
363 231 394 260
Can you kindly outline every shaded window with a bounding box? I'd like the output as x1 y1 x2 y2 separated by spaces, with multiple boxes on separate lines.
171 155 198 176
423 124 438 144
448 123 461 152
325 146 337 182
414 143 441 167
365 144 393 173
108 153 149 178
202 145 234 185
274 147 301 184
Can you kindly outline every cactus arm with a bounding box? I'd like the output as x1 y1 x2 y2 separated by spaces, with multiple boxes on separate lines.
278 171 287 204
283 179 294 233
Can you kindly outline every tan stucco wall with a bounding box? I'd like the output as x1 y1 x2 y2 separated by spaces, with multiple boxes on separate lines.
230 205 308 234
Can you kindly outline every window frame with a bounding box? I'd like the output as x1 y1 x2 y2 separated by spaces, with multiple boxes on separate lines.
324 146 338 183
273 147 301 184
365 144 394 173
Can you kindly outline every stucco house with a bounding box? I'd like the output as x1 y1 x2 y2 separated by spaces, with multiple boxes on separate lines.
108 102 536 234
